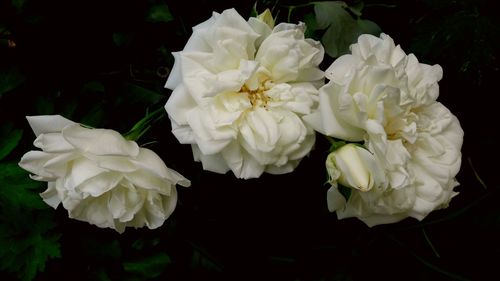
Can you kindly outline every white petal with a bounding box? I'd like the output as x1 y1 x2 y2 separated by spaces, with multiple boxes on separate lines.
26 115 75 137
324 55 359 84
237 150 265 179
95 155 137 173
165 52 182 90
187 108 231 155
192 144 230 174
133 148 190 187
33 132 74 152
40 182 61 208
326 187 346 212
76 172 122 197
125 170 171 195
170 119 196 144
65 157 107 189
19 151 58 180
248 17 272 47
165 84 197 126
62 124 139 156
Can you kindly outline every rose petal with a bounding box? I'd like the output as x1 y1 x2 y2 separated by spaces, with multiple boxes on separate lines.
62 124 139 157
26 115 75 137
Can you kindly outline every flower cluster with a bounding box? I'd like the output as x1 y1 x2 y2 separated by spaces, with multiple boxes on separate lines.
18 8 463 231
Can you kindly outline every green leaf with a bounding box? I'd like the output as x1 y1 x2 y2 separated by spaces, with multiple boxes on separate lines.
131 237 161 251
0 162 46 210
34 95 55 115
357 19 381 35
314 1 347 30
0 162 61 281
146 4 173 23
124 252 171 279
82 81 105 93
0 68 26 97
0 214 61 281
80 101 105 127
304 12 318 39
0 123 23 161
120 82 163 105
338 184 352 201
191 249 223 271
327 137 346 152
124 107 165 141
112 32 133 47
314 1 381 58
12 0 27 12
348 1 364 17
90 269 113 281
83 239 122 261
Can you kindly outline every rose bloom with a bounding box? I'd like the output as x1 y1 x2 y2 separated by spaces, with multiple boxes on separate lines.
19 115 190 233
304 34 463 226
165 8 324 179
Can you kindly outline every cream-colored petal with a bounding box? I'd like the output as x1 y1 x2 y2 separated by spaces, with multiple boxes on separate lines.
62 124 139 157
26 115 75 137
33 132 74 152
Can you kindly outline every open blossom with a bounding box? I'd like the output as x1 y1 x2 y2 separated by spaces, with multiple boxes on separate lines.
165 8 324 179
19 115 190 233
305 34 463 226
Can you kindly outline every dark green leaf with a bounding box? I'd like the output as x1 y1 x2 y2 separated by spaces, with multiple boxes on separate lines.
0 162 60 281
146 4 173 23
250 2 258 17
348 1 364 17
314 1 347 30
80 101 105 127
357 19 381 36
0 162 46 210
0 68 25 97
83 239 122 261
327 137 346 152
304 12 318 39
88 269 113 281
0 215 60 281
314 1 382 58
12 0 27 12
112 32 133 47
191 249 223 272
82 81 105 93
0 123 23 161
338 184 352 201
121 82 163 105
61 98 79 119
34 95 55 115
131 237 161 251
124 252 171 279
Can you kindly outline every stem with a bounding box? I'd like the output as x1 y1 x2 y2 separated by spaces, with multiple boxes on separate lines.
124 107 166 142
422 228 440 258
386 233 470 281
467 157 487 190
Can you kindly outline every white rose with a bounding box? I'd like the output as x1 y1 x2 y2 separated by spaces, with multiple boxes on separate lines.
165 8 324 179
305 34 463 226
19 115 190 233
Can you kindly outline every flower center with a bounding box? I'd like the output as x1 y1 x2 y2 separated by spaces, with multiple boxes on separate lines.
239 80 274 108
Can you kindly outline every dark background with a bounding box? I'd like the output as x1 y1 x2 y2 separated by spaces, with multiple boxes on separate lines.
1 0 499 280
